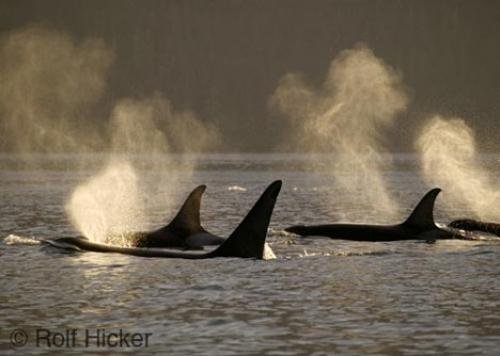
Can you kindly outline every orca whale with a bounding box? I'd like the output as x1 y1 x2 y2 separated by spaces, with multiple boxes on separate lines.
43 180 282 259
449 219 500 237
121 184 225 249
286 188 457 241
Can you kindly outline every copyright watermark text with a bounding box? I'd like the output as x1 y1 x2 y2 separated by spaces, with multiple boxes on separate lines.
8 328 152 348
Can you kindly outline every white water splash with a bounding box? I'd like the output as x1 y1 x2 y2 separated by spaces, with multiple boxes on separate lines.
3 234 40 246
228 185 247 192
263 243 277 260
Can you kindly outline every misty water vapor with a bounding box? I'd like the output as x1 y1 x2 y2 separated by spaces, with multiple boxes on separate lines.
0 25 113 152
67 95 219 243
0 25 219 243
271 45 408 219
110 95 219 155
417 116 500 220
5 24 500 240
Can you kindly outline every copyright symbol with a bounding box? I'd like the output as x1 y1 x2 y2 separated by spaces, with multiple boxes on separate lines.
10 329 28 347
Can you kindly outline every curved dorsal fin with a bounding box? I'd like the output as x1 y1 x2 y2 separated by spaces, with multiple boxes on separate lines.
167 185 206 234
210 180 282 259
402 188 441 230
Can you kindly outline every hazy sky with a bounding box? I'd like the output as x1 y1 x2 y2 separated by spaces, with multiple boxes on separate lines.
1 0 499 151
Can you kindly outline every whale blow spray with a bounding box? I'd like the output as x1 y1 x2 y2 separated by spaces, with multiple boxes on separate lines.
271 44 408 220
417 116 500 220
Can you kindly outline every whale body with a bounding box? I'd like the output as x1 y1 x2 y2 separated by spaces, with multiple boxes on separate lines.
43 180 282 259
286 189 457 242
449 219 500 237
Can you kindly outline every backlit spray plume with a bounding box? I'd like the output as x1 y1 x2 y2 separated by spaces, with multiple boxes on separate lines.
66 161 146 243
417 116 500 220
270 44 408 219
66 95 219 244
0 25 219 243
109 94 219 155
0 25 113 152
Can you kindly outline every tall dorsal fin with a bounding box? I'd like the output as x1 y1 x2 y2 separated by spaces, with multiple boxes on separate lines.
402 188 441 230
210 180 282 259
167 185 206 234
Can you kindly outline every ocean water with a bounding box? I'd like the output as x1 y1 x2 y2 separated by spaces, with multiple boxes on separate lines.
1 153 499 355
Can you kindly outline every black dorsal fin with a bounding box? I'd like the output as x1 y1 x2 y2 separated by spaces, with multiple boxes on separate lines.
210 180 282 259
167 185 206 234
402 188 441 230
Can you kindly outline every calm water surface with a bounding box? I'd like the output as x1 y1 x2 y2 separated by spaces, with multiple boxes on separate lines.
1 154 499 355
